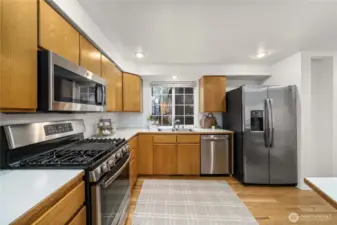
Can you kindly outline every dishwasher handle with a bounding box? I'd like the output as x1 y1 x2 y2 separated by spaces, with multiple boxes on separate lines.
201 135 230 140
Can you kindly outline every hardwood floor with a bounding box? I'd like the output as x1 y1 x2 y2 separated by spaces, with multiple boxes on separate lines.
126 176 337 225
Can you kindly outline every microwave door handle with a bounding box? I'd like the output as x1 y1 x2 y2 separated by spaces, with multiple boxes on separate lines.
95 84 103 105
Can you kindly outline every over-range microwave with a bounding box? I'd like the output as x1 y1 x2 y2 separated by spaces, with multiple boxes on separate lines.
38 50 106 112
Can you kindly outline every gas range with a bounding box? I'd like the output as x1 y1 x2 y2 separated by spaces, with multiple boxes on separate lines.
0 120 131 225
10 137 129 182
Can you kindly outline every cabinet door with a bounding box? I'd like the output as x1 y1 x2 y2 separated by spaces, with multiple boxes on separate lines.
68 206 86 225
80 36 101 76
200 76 227 112
39 0 79 65
123 73 142 112
102 55 122 111
154 144 177 175
138 135 153 175
1 0 37 111
130 159 136 189
177 144 200 175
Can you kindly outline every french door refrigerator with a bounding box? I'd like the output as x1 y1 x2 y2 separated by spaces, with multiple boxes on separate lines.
224 85 297 185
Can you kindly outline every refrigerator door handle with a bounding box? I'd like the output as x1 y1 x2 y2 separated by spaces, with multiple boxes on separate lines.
269 99 274 148
264 99 269 148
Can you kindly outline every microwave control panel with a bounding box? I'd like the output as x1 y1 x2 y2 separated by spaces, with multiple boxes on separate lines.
44 123 73 136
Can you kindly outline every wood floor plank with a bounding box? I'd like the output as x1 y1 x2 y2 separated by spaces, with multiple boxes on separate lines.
125 176 337 225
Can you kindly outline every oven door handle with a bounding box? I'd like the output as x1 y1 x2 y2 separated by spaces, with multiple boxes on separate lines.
101 155 130 188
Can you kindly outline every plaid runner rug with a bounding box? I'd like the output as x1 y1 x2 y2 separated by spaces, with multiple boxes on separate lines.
132 180 258 225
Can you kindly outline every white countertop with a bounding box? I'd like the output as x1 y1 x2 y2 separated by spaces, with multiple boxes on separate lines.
94 127 233 140
305 177 337 208
0 169 83 225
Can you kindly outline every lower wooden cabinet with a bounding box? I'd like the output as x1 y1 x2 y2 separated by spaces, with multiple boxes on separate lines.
130 158 137 188
153 144 177 175
32 182 85 225
68 206 86 225
138 135 153 175
177 144 200 175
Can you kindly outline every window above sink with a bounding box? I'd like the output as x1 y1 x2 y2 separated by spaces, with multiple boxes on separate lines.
151 84 195 127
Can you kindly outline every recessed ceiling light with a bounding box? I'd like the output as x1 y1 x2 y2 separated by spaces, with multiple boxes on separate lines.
135 52 144 59
256 52 267 58
172 76 178 80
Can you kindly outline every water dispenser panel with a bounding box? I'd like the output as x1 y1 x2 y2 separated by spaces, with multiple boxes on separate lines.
251 110 263 131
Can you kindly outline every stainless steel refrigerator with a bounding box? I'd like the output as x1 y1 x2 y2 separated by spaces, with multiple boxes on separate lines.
224 85 297 185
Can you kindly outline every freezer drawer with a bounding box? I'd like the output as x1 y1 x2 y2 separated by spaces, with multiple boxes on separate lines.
201 135 230 174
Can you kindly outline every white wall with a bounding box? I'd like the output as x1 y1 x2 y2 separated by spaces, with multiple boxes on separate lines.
310 58 334 177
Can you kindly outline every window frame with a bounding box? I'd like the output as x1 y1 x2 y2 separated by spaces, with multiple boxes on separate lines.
151 86 195 127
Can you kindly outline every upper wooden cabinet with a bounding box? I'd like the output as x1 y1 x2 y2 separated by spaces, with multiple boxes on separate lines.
80 36 101 76
123 73 142 112
199 76 227 112
101 55 122 111
39 0 79 65
0 0 37 111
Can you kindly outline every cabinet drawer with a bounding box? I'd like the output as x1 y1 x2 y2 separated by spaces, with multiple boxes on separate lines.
33 182 85 225
177 135 200 143
68 206 86 225
153 135 176 143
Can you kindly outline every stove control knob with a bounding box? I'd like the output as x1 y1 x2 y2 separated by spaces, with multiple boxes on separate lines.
101 163 109 173
108 159 114 167
116 152 122 159
122 147 128 153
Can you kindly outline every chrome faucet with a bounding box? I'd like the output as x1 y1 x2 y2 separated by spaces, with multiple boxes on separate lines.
173 119 181 131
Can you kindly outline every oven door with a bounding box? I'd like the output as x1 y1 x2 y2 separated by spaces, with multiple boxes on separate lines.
38 50 106 112
91 154 130 225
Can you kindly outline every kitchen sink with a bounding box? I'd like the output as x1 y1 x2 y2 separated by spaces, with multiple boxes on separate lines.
157 128 194 132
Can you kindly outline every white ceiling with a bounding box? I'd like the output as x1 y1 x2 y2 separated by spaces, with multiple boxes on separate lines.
78 0 337 66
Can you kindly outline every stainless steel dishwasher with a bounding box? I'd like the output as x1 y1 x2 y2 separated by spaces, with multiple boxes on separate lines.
201 135 230 175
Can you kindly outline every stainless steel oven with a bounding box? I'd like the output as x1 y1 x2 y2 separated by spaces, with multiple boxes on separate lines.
91 153 131 225
38 50 106 112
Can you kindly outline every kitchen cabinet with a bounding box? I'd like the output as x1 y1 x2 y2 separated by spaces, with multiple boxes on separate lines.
12 172 85 225
39 0 79 65
129 136 138 188
123 73 142 112
138 135 153 175
130 159 137 189
199 76 227 112
101 55 123 111
80 35 101 76
0 0 37 111
68 206 86 225
153 135 177 143
177 144 200 175
33 182 85 225
153 144 177 175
